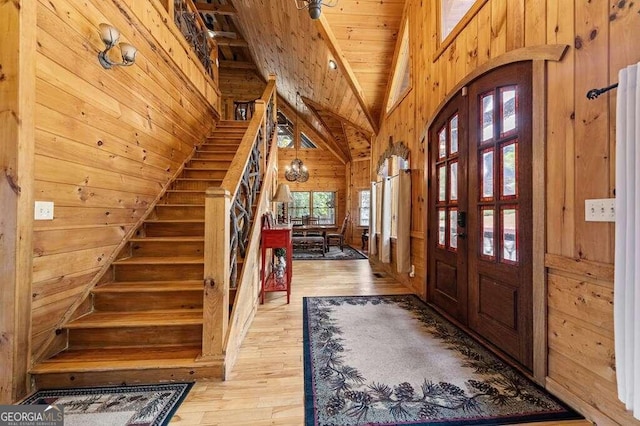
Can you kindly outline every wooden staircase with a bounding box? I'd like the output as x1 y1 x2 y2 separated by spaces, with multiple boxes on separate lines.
31 121 250 388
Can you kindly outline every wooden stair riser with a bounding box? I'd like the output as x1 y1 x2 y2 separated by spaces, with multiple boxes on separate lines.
185 160 229 174
217 120 250 127
194 151 236 160
163 191 205 204
187 159 232 169
114 263 203 281
205 138 243 145
32 365 223 390
173 179 221 191
197 144 241 152
67 324 203 349
142 222 204 237
130 240 204 257
152 205 204 220
93 290 203 311
181 170 227 180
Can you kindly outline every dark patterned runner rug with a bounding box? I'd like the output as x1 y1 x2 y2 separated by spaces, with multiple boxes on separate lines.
20 382 193 426
303 295 582 425
293 245 367 260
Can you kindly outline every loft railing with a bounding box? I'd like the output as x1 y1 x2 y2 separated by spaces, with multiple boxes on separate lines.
163 0 219 83
200 75 277 362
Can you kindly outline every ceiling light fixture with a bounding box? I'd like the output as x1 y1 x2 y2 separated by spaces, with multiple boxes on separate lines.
328 59 337 70
97 24 137 69
285 92 310 183
295 0 339 20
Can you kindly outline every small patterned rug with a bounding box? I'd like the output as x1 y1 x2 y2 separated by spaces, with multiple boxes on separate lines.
20 382 193 426
294 245 367 260
303 295 582 425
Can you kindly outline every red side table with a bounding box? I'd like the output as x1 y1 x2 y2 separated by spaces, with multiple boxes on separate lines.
260 225 292 304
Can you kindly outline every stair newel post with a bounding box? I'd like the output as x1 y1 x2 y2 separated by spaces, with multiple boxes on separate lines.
201 187 231 360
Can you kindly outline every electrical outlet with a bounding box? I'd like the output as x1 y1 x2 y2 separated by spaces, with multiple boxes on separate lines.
585 198 615 222
34 201 54 220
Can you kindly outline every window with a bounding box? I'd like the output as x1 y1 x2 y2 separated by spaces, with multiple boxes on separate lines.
277 111 294 148
358 190 370 227
386 19 411 113
289 191 336 224
440 0 477 40
300 132 318 149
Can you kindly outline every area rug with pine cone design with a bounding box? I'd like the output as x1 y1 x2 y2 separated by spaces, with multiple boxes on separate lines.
20 382 192 426
303 295 582 425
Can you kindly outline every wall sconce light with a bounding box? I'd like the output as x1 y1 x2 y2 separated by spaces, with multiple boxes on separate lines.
328 59 337 70
295 0 338 20
97 23 137 69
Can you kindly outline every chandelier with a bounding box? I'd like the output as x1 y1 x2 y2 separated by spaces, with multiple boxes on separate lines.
295 0 338 20
285 92 309 183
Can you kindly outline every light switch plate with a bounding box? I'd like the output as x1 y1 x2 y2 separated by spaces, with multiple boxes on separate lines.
585 198 615 222
34 201 54 220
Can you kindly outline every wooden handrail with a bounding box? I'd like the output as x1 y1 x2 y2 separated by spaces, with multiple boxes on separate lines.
200 76 277 361
222 126 279 377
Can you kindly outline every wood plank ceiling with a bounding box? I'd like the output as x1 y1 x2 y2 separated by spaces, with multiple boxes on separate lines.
194 0 407 161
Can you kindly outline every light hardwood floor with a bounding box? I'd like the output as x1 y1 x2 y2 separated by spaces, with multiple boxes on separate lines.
170 259 591 426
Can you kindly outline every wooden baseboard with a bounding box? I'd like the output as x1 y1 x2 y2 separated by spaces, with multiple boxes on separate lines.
546 378 619 426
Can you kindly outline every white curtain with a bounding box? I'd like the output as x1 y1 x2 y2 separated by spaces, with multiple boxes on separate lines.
380 177 392 263
614 62 640 420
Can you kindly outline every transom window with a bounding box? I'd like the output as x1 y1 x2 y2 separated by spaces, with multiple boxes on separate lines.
386 19 411 113
277 111 294 148
300 132 318 149
440 0 481 41
289 191 336 225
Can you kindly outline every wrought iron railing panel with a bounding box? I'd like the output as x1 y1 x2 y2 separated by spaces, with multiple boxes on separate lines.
174 0 213 77
229 128 264 287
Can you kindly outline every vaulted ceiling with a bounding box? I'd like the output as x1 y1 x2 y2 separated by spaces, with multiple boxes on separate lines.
195 0 407 161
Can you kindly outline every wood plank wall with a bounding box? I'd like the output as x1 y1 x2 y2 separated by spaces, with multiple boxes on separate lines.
219 68 267 120
31 0 219 361
0 0 36 404
346 158 371 247
372 0 640 423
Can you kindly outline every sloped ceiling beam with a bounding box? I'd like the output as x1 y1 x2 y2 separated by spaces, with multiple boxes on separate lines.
315 14 379 134
302 98 352 162
302 96 373 140
278 96 348 165
216 37 248 47
195 3 237 16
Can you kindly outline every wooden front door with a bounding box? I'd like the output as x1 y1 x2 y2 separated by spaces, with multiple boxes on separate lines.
428 62 533 370
428 95 468 325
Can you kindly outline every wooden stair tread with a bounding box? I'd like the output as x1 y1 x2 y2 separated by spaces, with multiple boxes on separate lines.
130 237 204 242
114 256 203 265
67 310 203 328
182 168 227 172
31 346 214 373
155 204 205 207
166 189 207 193
93 281 202 293
143 219 204 223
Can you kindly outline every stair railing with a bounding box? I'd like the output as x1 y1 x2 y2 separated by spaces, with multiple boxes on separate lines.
201 75 277 361
164 0 219 84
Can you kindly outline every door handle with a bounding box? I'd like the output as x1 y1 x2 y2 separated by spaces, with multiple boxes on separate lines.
457 233 467 239
457 212 467 228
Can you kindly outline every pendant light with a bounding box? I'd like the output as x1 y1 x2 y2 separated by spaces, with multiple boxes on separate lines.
285 92 309 183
